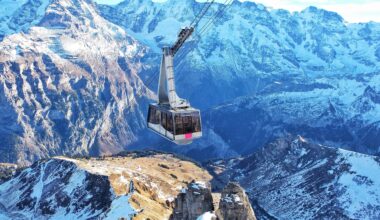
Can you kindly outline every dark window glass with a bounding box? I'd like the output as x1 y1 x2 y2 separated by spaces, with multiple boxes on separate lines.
148 107 153 123
192 113 201 132
148 106 159 124
175 114 183 135
167 112 173 133
174 112 201 135
161 112 167 129
183 115 193 134
154 108 160 124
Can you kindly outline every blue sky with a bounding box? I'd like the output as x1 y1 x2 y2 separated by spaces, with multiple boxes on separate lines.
94 0 380 23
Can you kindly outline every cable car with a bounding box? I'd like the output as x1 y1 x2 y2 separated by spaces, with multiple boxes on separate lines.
147 104 202 145
147 27 202 145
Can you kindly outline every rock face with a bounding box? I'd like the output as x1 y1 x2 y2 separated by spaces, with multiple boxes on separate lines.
0 0 154 165
1 0 380 166
0 163 17 184
217 182 256 220
100 0 380 110
170 181 256 220
0 159 136 219
0 153 213 220
207 136 380 219
186 76 380 161
170 181 214 220
99 0 380 161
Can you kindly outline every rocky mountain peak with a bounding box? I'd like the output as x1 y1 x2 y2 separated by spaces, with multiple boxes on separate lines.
216 182 256 220
300 6 344 23
0 158 121 219
0 153 214 219
0 0 50 40
0 0 156 165
170 180 214 220
207 137 380 219
170 180 257 220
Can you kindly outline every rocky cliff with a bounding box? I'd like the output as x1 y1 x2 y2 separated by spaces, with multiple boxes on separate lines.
2 0 380 165
0 159 132 219
0 163 17 184
0 152 213 219
0 0 155 165
207 136 380 219
216 182 256 220
98 0 380 161
170 181 214 220
170 181 256 220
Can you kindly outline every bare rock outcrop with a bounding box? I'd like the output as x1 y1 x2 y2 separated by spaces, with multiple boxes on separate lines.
216 182 256 220
170 180 214 220
170 181 256 220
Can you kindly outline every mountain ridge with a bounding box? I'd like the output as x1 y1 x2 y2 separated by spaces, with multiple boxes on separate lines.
0 152 213 219
206 136 380 219
1 0 380 165
0 0 155 165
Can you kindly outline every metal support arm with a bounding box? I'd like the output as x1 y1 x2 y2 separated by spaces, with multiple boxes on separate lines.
157 26 195 109
170 27 194 56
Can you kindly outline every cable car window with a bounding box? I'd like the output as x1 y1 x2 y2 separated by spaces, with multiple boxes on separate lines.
148 107 153 123
148 106 159 124
192 113 201 132
167 112 173 133
153 107 160 124
183 115 193 134
175 115 183 135
161 112 167 129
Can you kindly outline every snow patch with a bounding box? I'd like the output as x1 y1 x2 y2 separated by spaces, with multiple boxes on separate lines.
197 211 216 220
337 149 380 219
103 195 136 220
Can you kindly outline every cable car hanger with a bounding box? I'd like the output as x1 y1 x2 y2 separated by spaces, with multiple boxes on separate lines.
146 0 233 145
147 26 201 145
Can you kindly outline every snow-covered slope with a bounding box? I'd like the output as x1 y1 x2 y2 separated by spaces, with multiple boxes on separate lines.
0 0 51 40
1 0 380 164
96 0 380 160
181 72 380 160
0 152 213 219
0 0 155 165
0 159 136 219
207 136 380 219
99 0 380 108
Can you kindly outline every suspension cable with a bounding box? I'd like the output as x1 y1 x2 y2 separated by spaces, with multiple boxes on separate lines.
174 0 233 73
191 0 216 29
128 0 232 106
190 0 212 27
197 0 233 36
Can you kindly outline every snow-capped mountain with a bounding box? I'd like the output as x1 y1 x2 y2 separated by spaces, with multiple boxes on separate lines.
99 0 380 108
0 158 136 219
97 0 380 159
0 0 155 165
1 140 378 220
99 0 380 160
0 0 51 40
207 136 380 219
1 0 380 165
182 72 380 160
0 152 213 219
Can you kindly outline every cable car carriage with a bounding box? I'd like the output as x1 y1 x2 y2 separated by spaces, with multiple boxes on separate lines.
147 27 202 145
147 104 202 145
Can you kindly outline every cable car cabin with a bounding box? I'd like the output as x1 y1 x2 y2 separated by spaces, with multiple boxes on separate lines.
147 103 202 145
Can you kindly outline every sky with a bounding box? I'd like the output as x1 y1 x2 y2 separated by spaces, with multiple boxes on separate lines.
94 0 380 23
